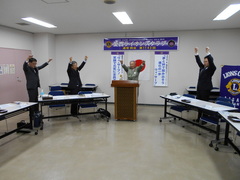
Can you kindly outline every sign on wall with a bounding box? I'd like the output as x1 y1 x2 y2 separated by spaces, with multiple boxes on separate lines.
154 51 169 87
0 64 15 75
111 52 124 80
104 37 178 51
220 65 240 109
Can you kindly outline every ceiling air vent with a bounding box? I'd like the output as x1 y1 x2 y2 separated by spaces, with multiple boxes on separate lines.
16 23 30 26
41 0 69 4
104 0 116 4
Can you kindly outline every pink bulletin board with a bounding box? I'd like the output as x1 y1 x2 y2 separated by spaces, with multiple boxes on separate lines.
0 47 31 104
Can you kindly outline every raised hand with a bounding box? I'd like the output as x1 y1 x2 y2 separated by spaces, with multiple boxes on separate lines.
120 60 123 64
27 55 33 60
194 47 199 54
84 56 88 61
142 60 145 65
48 59 53 63
206 47 210 53
69 57 73 62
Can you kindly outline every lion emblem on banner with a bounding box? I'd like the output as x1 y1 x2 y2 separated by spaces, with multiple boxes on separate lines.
226 78 240 96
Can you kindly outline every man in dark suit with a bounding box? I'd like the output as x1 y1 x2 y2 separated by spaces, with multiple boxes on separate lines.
67 56 88 115
23 55 52 111
195 47 216 101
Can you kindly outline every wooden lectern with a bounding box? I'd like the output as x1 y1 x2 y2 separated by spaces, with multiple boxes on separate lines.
111 80 139 121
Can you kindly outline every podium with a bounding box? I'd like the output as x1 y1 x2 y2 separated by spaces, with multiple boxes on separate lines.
111 80 139 121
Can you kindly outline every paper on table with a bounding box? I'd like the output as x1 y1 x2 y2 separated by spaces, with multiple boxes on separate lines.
91 93 107 97
167 95 181 99
84 94 92 98
71 95 80 99
212 106 232 111
53 96 64 100
0 104 13 109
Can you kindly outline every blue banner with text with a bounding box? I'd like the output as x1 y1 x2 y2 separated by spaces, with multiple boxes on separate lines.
104 37 178 51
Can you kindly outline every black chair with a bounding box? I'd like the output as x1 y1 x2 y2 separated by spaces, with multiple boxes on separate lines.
169 94 196 127
61 83 69 86
85 83 96 86
78 91 98 119
50 86 62 91
170 94 196 115
201 100 234 151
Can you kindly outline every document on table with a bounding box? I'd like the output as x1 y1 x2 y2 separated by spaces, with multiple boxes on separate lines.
0 104 12 109
211 106 233 111
84 94 93 98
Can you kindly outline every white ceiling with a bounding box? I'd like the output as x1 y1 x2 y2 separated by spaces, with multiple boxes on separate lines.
0 0 240 34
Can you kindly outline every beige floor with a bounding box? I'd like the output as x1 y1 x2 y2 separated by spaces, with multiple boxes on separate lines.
0 104 240 180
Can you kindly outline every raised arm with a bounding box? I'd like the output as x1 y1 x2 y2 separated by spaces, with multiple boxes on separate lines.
68 57 73 72
194 47 204 69
23 61 29 72
205 47 216 71
120 60 128 72
77 56 87 71
38 58 52 70
23 55 33 72
136 60 145 72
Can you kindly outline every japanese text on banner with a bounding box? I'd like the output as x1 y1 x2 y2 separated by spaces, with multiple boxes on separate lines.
154 51 169 87
104 37 178 51
111 52 124 80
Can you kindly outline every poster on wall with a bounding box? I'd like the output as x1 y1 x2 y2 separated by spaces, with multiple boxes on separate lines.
9 64 15 74
104 37 178 51
154 51 169 87
111 52 124 80
220 65 240 109
0 65 3 75
0 64 15 75
0 64 11 75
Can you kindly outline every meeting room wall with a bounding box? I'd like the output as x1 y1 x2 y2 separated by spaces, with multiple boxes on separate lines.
55 29 240 105
0 26 33 50
0 26 56 97
32 33 57 94
2 26 239 105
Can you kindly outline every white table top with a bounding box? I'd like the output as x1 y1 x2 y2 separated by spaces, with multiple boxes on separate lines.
186 88 220 92
218 111 240 132
160 95 237 112
0 102 37 116
38 93 110 102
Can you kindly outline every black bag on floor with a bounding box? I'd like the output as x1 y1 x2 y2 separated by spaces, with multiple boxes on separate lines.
17 120 28 128
17 120 32 133
97 108 111 118
33 111 43 128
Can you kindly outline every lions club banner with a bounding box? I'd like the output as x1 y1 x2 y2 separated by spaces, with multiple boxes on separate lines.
220 65 240 109
104 37 178 51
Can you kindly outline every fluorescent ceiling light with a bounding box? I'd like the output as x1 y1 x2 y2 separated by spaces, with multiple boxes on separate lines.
112 12 133 24
213 4 240 20
21 17 57 28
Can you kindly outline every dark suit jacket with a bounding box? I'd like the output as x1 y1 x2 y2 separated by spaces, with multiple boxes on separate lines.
67 61 86 90
195 54 216 91
23 61 48 90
